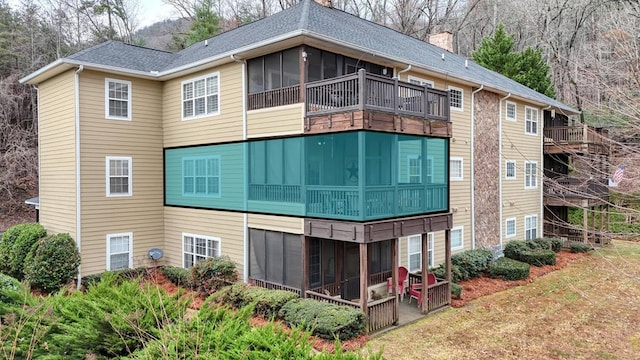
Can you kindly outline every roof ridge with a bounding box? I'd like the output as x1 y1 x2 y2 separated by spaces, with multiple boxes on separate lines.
298 0 311 30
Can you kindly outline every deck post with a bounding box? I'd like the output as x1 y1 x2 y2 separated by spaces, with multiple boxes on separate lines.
359 242 369 314
421 232 429 314
358 69 366 110
445 228 452 305
302 235 309 298
583 207 589 243
392 237 399 324
590 206 595 242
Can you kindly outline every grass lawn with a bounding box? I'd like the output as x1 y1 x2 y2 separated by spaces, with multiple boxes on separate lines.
368 241 640 360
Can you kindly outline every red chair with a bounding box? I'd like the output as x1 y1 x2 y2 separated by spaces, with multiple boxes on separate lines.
387 266 409 301
408 273 437 307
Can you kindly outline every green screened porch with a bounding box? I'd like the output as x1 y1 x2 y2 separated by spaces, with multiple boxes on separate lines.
165 131 449 221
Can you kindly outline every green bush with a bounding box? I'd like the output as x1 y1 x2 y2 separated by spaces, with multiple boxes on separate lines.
431 264 464 283
570 242 592 253
161 266 193 288
0 273 25 315
191 256 238 295
0 223 47 279
451 249 493 280
488 257 530 280
32 273 188 359
546 238 564 252
279 298 366 341
451 283 463 299
80 267 148 288
504 240 556 266
211 283 299 319
23 233 81 293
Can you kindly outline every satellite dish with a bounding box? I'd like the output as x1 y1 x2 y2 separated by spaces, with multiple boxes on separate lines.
147 248 164 260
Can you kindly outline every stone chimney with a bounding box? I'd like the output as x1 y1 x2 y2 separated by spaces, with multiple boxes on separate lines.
314 0 333 8
429 31 454 53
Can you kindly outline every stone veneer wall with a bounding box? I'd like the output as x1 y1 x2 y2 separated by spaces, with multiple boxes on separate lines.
473 91 500 248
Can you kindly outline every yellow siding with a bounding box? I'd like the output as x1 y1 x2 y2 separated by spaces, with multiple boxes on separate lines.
164 207 245 274
247 214 303 234
38 70 77 237
163 64 244 147
247 103 304 138
501 100 542 242
78 70 164 276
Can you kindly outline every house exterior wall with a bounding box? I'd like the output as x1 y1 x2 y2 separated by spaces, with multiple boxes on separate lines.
398 71 472 267
247 103 304 138
38 70 77 237
163 207 245 274
78 70 164 276
248 214 304 234
473 91 500 248
162 63 244 148
501 99 543 241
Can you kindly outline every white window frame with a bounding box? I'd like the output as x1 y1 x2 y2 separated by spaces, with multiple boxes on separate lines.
106 232 133 270
451 226 464 251
181 72 220 121
525 106 539 135
505 160 516 180
524 160 538 189
182 155 221 197
505 101 517 121
505 218 517 238
407 233 434 272
106 156 132 197
524 215 538 240
450 157 463 181
407 154 422 183
407 75 435 88
448 86 463 111
182 232 221 268
105 78 132 120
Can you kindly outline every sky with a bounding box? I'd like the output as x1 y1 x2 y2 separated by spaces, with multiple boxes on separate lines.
8 0 177 29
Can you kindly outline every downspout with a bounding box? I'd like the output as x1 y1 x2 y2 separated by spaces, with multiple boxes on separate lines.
74 65 84 288
33 85 40 221
499 93 511 251
396 64 412 79
541 106 551 237
231 54 249 282
470 85 484 250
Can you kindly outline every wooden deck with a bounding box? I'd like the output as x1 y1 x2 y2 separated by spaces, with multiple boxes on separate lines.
544 125 609 155
543 177 609 207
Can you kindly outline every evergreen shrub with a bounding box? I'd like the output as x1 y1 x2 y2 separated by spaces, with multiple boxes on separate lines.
211 283 299 319
451 283 463 299
504 240 557 266
23 233 80 293
191 256 238 295
570 242 592 253
279 298 366 341
488 257 530 280
0 223 46 279
451 249 493 280
161 266 193 288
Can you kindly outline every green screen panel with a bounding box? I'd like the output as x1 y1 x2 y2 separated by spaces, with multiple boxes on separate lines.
165 132 449 220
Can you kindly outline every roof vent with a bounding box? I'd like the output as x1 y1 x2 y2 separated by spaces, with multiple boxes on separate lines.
441 53 445 61
205 39 208 47
465 59 468 68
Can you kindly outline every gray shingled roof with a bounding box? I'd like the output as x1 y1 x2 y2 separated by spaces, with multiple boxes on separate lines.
60 0 576 113
68 41 177 72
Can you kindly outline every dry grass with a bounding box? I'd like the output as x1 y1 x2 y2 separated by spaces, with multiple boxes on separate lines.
369 241 640 360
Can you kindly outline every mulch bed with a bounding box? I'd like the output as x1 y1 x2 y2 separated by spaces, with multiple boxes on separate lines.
143 251 587 353
451 250 588 307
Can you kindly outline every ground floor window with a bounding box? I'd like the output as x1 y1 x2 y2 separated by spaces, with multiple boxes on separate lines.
183 233 220 268
249 229 302 289
407 233 434 272
525 215 538 240
451 226 463 250
107 232 132 270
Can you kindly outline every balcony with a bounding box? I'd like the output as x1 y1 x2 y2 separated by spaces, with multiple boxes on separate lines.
544 125 609 155
247 70 452 138
543 176 609 206
305 70 451 137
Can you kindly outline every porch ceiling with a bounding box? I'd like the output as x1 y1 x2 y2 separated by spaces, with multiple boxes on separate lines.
304 212 452 243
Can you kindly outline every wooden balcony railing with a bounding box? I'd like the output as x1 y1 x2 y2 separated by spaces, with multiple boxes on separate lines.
543 125 609 146
305 70 450 121
247 84 301 110
248 278 302 296
543 177 609 199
